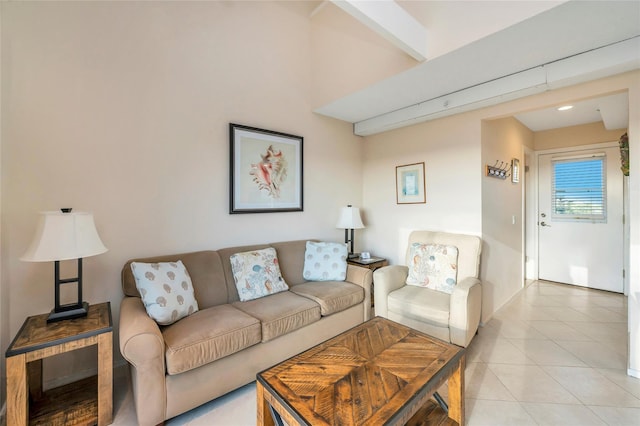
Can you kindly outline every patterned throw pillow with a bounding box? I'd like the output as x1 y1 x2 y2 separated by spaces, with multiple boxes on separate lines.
131 260 199 325
303 241 348 281
230 248 289 302
406 243 459 294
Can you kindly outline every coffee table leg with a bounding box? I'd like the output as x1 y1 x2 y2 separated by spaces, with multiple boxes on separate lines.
256 381 274 426
448 355 465 425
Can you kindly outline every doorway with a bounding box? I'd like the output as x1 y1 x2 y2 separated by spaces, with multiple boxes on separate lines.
537 144 624 293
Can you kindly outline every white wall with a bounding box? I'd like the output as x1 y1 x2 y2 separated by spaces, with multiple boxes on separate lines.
0 1 365 388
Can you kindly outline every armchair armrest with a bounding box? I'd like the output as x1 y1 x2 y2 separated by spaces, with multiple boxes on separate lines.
373 265 408 318
119 296 167 426
449 277 482 347
346 264 373 321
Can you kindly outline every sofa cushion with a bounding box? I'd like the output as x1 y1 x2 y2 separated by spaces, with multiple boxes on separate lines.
406 243 458 294
388 285 450 328
269 240 310 285
230 248 289 302
122 251 228 309
232 291 320 342
302 241 348 281
291 282 363 316
131 261 199 325
161 304 261 375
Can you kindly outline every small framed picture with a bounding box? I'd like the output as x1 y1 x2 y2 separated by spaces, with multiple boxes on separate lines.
512 158 520 183
230 123 303 214
396 162 426 204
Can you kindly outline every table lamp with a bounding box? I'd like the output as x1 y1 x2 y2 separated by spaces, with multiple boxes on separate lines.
336 205 365 258
21 208 108 322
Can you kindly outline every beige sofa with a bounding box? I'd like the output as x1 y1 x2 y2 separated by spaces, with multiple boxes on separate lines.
374 231 482 348
119 239 372 425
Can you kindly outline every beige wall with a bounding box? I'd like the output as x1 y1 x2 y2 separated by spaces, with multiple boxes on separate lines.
534 121 627 151
360 71 639 333
2 1 639 404
0 1 366 388
361 113 483 265
310 2 418 109
481 117 532 322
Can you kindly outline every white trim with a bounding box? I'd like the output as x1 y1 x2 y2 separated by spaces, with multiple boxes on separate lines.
628 368 640 379
535 141 618 156
524 147 538 281
331 0 427 61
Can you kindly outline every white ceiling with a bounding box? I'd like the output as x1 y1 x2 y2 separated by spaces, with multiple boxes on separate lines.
314 1 639 135
514 92 629 132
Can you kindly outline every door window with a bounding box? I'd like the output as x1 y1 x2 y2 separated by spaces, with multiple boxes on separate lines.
551 154 606 222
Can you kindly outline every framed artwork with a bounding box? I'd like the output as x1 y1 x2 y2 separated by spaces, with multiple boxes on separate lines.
230 123 303 214
396 162 426 204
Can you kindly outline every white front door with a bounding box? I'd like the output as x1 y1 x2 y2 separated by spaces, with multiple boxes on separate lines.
538 146 623 293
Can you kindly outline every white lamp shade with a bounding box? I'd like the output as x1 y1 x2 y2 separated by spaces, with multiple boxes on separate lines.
336 206 365 229
21 211 108 262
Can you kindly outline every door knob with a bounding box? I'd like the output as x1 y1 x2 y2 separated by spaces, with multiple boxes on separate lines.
540 221 551 227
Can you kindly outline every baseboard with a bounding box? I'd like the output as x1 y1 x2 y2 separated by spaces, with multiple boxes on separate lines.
628 368 640 379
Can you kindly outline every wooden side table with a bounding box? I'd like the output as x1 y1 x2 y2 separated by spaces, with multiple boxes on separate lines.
6 302 113 426
347 256 388 308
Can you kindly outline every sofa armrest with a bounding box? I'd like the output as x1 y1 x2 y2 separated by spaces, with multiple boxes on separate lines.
346 264 373 321
119 296 167 426
449 277 482 347
373 265 408 318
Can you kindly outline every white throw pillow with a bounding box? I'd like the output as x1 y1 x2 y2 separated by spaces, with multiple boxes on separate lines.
131 260 199 325
303 241 348 281
406 243 458 294
230 248 289 302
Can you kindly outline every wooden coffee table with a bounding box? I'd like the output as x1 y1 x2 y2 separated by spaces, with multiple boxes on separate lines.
257 317 464 426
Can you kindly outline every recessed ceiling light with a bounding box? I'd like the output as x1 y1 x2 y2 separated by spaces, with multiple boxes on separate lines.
557 105 573 111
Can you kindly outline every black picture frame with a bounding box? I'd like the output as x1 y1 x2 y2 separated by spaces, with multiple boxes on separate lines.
230 123 303 214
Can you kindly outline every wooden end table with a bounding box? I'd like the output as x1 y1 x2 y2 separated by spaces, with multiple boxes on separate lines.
5 302 113 426
347 256 388 308
257 316 465 426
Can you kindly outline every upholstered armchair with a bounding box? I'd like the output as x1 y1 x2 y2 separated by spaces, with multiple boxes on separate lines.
373 231 482 347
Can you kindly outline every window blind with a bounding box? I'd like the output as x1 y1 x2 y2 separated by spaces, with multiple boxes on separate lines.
552 155 606 221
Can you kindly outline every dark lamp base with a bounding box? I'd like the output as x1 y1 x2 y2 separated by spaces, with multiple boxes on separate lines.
348 253 360 259
47 301 89 323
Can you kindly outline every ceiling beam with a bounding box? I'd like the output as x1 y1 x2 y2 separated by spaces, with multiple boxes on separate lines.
331 0 427 61
352 37 639 136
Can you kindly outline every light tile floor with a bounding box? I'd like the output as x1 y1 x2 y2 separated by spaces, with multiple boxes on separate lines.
112 280 640 425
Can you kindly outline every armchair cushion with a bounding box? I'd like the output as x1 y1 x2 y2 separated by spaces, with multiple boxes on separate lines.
406 243 458 294
387 285 450 328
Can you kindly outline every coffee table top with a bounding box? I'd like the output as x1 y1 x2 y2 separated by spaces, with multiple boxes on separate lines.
257 316 464 425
